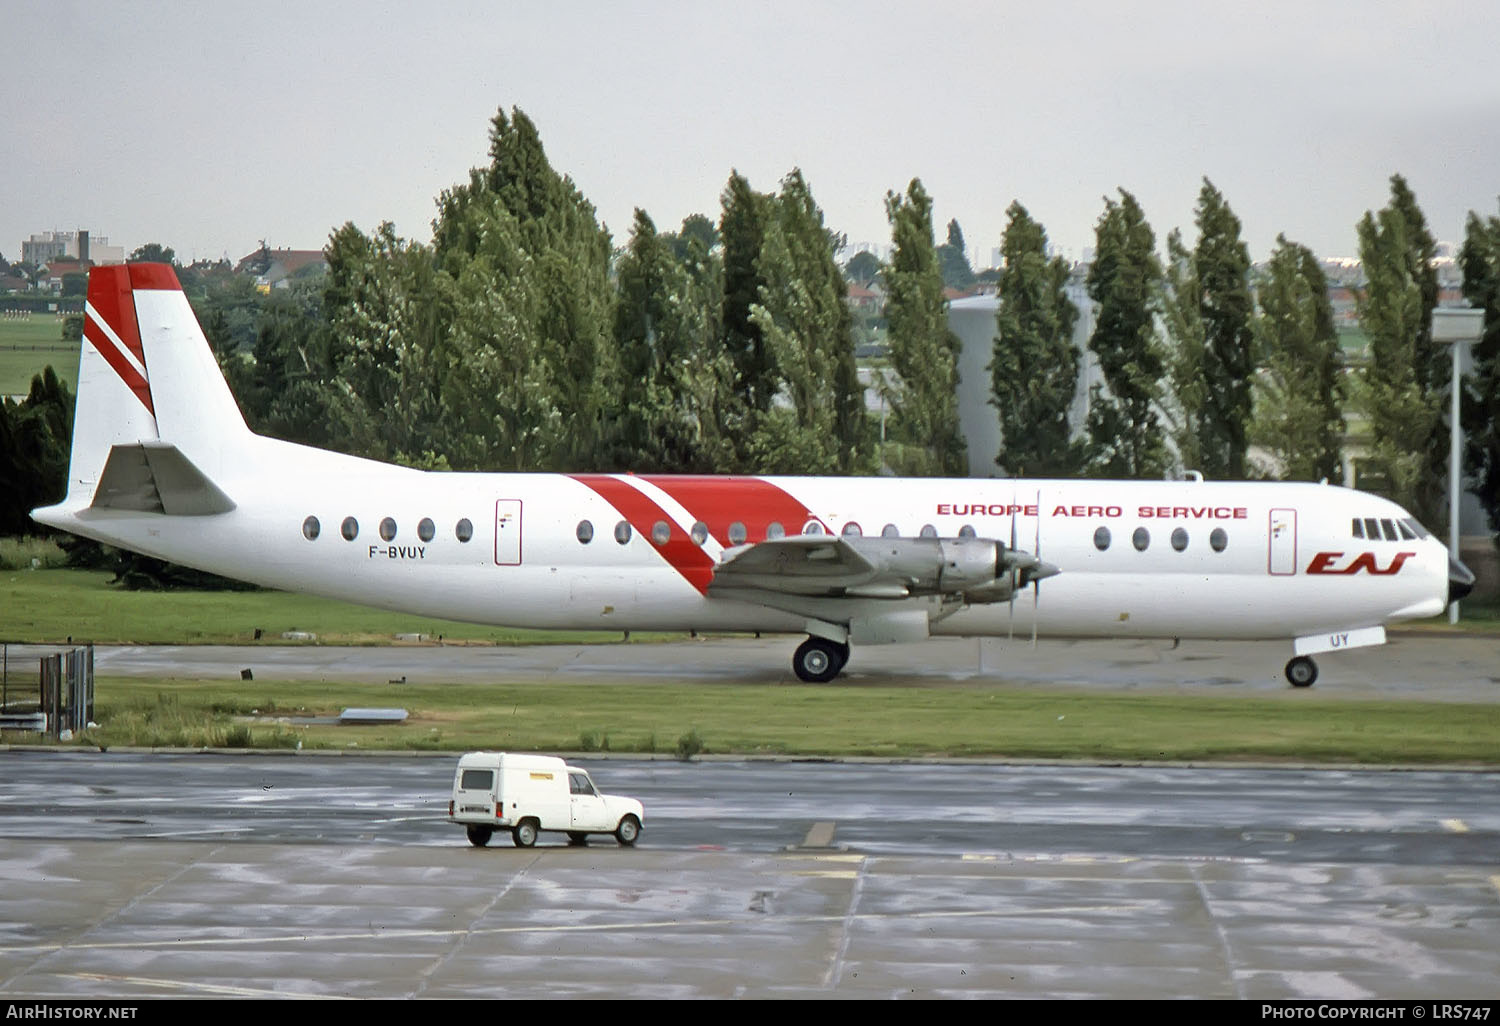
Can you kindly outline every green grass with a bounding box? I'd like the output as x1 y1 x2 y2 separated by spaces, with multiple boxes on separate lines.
0 317 77 395
20 675 1497 765
0 568 666 645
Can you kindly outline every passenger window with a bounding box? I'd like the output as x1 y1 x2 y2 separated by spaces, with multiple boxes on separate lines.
1352 518 1364 539
1380 518 1398 541
455 518 473 543
1171 527 1188 552
1209 527 1228 552
418 518 435 542
341 516 359 541
881 524 900 538
1093 526 1111 551
691 521 709 545
1132 527 1150 551
958 524 977 539
651 520 671 546
841 522 863 537
802 521 825 535
766 521 785 540
576 520 594 544
302 516 320 541
728 521 747 545
919 524 938 538
379 517 397 542
614 520 632 545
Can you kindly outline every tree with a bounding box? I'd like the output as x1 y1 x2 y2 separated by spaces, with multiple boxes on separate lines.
844 250 883 286
1191 180 1255 479
1251 235 1345 482
0 367 73 535
1354 174 1444 529
1084 190 1168 478
937 219 977 291
719 170 774 421
1460 203 1500 550
128 243 178 266
881 179 966 476
746 169 866 474
611 209 732 472
1157 228 1206 473
990 201 1082 476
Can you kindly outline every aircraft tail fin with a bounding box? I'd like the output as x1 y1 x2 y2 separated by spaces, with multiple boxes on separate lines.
37 263 251 520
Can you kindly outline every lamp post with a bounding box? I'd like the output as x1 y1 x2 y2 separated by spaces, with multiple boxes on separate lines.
1431 306 1484 624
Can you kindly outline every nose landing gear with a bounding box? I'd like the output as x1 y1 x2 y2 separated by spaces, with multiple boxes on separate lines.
1285 655 1318 688
793 636 850 683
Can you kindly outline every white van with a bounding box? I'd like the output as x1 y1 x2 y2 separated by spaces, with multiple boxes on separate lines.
448 752 645 848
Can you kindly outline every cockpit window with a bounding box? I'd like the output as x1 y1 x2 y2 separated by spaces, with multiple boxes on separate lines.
1401 517 1430 539
1363 518 1380 540
1379 518 1398 541
1397 520 1416 540
1351 518 1364 539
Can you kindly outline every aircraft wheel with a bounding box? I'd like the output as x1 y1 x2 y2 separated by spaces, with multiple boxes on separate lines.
1285 656 1318 688
512 819 539 847
615 815 641 846
793 637 847 683
466 825 493 847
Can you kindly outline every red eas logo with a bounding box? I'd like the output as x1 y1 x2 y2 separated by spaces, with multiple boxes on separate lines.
1305 551 1416 575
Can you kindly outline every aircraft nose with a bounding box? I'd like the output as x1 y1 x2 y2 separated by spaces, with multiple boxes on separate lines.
1448 555 1476 604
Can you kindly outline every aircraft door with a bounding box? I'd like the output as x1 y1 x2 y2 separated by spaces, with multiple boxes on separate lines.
1268 507 1296 575
495 499 522 566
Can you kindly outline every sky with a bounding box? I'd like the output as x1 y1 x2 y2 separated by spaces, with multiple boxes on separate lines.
4 1 1499 268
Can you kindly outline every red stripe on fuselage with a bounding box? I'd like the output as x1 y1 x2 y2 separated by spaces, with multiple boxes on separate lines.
569 475 719 594
642 475 822 546
84 265 153 416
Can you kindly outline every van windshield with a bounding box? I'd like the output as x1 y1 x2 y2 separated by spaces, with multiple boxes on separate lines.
460 769 494 790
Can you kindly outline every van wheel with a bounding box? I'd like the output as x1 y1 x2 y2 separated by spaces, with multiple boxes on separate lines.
567 832 588 846
465 825 493 847
512 820 539 847
615 815 640 846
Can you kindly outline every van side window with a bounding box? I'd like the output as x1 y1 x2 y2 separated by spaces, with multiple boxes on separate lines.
569 772 596 796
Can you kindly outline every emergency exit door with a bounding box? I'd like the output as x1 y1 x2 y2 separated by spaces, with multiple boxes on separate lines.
495 500 522 566
1268 507 1297 575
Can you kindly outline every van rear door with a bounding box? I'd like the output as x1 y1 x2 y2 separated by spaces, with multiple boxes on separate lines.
455 765 498 820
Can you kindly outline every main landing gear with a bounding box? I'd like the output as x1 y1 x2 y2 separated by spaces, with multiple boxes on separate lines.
793 636 850 683
1284 655 1318 688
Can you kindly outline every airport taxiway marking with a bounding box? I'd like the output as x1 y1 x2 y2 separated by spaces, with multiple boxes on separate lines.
1441 818 1470 833
0 904 1150 958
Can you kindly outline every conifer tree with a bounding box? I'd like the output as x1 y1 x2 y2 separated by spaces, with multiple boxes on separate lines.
1084 190 1168 478
881 179 967 476
990 201 1082 476
1251 235 1344 482
1192 180 1255 479
1355 174 1443 528
1460 204 1500 549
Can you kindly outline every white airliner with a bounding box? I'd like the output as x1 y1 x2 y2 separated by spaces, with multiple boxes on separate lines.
31 264 1475 686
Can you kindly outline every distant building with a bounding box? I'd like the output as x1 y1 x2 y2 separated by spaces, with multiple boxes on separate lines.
20 230 124 266
234 247 327 290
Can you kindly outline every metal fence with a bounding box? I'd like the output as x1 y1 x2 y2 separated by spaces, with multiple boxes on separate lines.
1 643 94 737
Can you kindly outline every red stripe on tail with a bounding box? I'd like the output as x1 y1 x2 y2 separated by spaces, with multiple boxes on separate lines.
84 265 154 416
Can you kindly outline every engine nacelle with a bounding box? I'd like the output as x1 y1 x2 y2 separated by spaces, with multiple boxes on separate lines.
843 536 1007 598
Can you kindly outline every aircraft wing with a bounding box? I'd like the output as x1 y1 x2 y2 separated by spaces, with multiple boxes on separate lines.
708 535 900 598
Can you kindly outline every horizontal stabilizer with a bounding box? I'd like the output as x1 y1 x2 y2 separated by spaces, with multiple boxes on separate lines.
91 442 236 516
